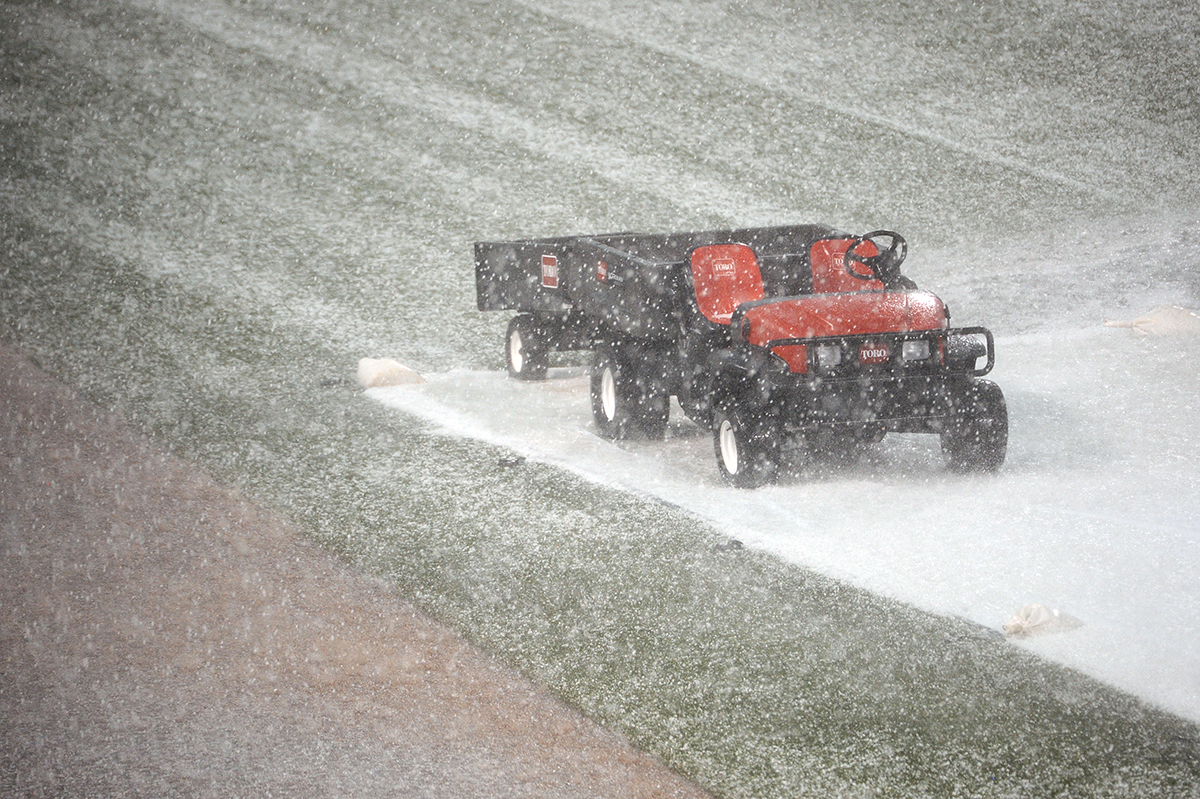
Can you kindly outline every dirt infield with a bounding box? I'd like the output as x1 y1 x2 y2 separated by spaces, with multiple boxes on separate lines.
0 342 712 798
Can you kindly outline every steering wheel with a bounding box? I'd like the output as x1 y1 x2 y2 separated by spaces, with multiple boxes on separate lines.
843 230 908 285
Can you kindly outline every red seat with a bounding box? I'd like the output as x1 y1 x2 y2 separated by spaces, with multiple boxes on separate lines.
689 244 765 325
810 238 884 294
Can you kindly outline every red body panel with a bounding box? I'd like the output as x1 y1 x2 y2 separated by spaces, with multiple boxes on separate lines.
742 291 947 373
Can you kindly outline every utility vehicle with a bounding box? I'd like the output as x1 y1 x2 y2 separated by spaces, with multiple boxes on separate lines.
475 225 1006 487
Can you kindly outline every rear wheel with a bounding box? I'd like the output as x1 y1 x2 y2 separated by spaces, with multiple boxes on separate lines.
590 345 668 439
713 403 779 488
506 315 549 381
942 380 1008 472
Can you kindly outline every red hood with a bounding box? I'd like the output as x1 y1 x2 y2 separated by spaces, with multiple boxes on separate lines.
742 291 946 343
739 291 947 373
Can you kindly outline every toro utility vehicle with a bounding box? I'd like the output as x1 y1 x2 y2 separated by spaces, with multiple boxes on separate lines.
475 225 1007 487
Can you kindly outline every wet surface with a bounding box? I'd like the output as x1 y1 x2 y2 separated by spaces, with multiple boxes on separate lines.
0 343 713 798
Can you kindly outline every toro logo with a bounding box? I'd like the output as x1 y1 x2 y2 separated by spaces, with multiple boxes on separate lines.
596 259 608 282
541 254 558 288
713 257 737 278
859 342 890 365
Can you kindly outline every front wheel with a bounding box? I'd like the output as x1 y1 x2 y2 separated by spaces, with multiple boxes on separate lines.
506 315 549 381
713 403 779 488
941 380 1008 472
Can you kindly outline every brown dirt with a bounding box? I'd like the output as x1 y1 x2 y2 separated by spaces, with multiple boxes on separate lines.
0 342 714 798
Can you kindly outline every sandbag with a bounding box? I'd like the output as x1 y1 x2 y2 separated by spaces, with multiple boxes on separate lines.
1003 603 1082 638
1104 305 1200 336
356 357 424 388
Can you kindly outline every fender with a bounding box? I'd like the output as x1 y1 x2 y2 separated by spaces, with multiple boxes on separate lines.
707 347 781 408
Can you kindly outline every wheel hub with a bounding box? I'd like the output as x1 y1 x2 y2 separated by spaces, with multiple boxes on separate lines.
601 367 617 421
509 329 524 372
719 419 739 474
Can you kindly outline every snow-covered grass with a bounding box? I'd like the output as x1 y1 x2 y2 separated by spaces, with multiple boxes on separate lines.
371 321 1200 723
5 0 1200 792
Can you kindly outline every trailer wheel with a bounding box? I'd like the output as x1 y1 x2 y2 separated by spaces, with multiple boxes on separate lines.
506 315 549 381
942 379 1008 472
712 403 779 488
590 346 668 439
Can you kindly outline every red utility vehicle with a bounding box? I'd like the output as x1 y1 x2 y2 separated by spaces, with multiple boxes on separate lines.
475 225 1006 487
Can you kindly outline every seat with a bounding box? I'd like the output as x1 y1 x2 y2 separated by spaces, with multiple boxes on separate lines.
688 243 765 325
810 238 884 294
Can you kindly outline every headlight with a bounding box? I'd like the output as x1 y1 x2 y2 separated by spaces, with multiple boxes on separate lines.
902 339 931 361
816 344 842 368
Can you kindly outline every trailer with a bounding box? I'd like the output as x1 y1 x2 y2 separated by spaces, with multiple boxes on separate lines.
475 225 1006 487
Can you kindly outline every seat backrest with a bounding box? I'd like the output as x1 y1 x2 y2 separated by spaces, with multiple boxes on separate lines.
810 238 884 294
689 243 765 325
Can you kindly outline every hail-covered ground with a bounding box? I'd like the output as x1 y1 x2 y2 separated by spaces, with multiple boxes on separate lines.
371 308 1200 724
3 0 1200 795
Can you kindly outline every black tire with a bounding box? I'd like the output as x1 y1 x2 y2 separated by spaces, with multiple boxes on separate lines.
712 402 779 488
590 345 669 439
506 315 549 381
941 379 1008 472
